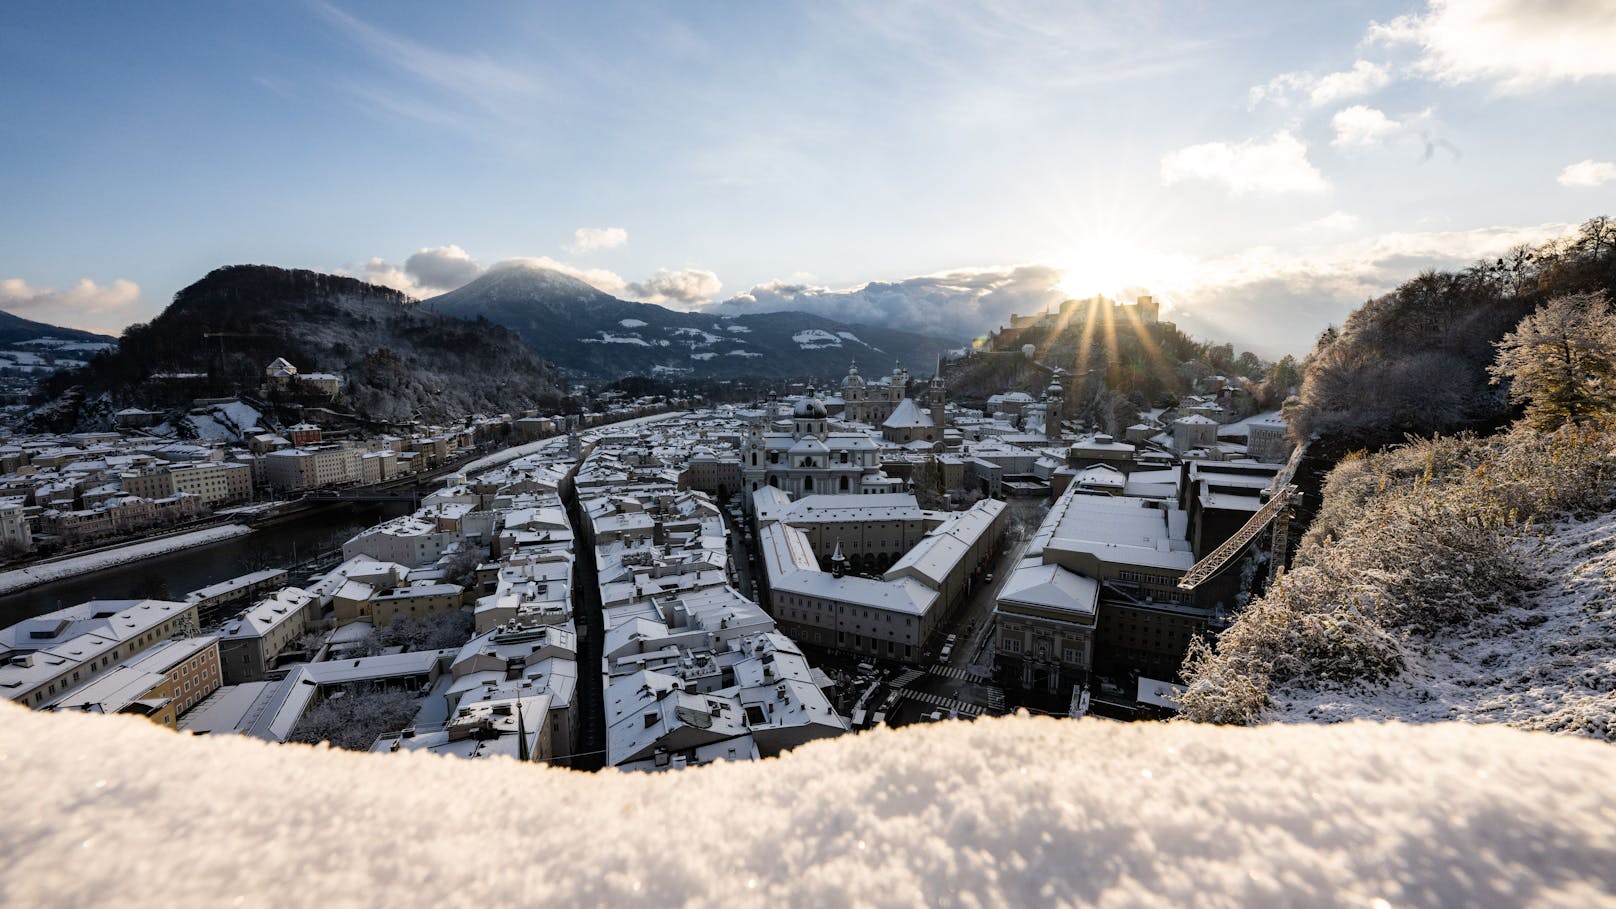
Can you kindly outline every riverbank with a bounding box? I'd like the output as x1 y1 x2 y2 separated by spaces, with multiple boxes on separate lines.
0 524 257 596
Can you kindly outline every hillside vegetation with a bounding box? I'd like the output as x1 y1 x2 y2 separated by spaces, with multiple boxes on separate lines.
1296 217 1616 444
36 265 562 427
1180 419 1616 738
946 315 1299 431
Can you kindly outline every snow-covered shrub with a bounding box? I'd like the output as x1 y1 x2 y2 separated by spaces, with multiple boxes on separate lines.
1181 420 1616 727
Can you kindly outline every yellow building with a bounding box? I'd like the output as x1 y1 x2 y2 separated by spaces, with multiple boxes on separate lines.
49 636 223 728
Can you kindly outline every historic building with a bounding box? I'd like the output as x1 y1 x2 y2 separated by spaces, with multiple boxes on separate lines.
880 368 949 447
840 362 911 426
740 387 901 503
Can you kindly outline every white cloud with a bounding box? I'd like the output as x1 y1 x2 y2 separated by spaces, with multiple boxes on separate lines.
314 1 544 128
1370 0 1616 90
1250 60 1391 107
0 277 141 332
1161 221 1577 356
565 227 629 255
716 265 1067 341
1557 159 1616 188
1331 106 1400 147
1310 60 1394 106
357 246 484 298
361 246 718 308
1309 212 1362 231
1160 131 1329 195
404 245 481 291
625 268 721 306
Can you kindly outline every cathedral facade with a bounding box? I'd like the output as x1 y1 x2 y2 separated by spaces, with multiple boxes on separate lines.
740 387 903 503
839 363 910 426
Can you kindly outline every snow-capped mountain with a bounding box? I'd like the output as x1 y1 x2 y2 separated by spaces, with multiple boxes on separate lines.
425 264 956 379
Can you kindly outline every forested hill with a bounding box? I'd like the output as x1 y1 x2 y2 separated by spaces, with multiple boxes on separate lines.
35 265 563 427
0 309 113 347
943 309 1301 435
1295 216 1616 445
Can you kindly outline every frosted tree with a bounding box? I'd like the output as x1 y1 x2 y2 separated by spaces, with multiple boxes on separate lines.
1489 292 1616 430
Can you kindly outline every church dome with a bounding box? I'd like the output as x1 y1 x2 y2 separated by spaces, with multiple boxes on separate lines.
793 387 829 419
842 363 865 388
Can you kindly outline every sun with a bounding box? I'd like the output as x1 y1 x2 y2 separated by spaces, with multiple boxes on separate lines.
1056 244 1155 299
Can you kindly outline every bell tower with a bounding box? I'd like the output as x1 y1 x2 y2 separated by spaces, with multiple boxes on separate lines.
929 359 946 431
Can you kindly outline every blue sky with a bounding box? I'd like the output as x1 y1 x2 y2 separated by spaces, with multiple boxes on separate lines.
2 0 1613 356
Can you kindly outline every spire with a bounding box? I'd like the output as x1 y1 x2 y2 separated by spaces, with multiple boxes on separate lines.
830 540 848 578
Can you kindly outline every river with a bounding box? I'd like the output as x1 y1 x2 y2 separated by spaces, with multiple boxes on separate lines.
0 501 413 628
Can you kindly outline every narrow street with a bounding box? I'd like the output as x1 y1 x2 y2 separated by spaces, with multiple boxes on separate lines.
878 529 1033 726
561 474 607 771
948 535 1029 675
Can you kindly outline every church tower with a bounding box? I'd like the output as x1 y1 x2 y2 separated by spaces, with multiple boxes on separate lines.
1044 379 1064 440
841 361 865 424
929 360 946 431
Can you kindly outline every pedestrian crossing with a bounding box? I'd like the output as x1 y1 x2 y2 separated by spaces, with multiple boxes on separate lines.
928 665 989 683
888 669 925 689
901 688 984 719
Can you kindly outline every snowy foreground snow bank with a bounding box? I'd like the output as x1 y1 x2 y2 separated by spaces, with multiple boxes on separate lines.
0 524 254 595
3 705 1613 908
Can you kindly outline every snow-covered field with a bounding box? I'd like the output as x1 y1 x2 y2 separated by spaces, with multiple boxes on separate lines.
618 319 647 329
1270 512 1616 738
792 328 842 349
0 524 255 594
153 400 265 442
670 328 722 345
2 706 1612 908
582 333 651 347
18 338 115 352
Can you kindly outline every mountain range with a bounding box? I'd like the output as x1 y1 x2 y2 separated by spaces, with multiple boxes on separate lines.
425 265 957 380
